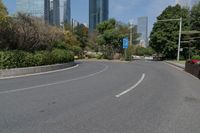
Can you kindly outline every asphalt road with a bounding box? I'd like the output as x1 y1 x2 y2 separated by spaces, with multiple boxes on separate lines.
0 61 200 133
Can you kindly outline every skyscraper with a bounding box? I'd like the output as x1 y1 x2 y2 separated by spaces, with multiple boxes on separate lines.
16 0 45 18
137 16 148 47
89 0 109 32
17 0 71 26
53 0 71 26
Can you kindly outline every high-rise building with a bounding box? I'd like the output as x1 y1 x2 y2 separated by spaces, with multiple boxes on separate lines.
137 16 148 47
17 0 71 26
89 0 109 32
16 0 45 18
53 0 71 26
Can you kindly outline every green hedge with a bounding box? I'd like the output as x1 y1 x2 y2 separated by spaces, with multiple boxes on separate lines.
0 49 74 69
192 55 200 60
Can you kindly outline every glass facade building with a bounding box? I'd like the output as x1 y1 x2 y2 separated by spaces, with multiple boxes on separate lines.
17 0 71 26
137 16 148 47
16 0 45 18
53 0 71 26
89 0 109 32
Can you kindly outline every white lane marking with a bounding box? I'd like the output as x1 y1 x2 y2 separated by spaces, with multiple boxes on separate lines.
115 73 146 98
0 64 79 80
0 64 109 95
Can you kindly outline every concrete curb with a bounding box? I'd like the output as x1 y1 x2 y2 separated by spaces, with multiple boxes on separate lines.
77 59 129 63
165 61 185 69
0 62 76 78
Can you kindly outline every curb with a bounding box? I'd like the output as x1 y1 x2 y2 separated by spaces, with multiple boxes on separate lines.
0 62 76 78
165 61 185 69
77 59 129 63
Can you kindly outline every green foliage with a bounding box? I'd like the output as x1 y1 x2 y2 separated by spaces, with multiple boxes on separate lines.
125 45 135 61
192 55 200 60
0 0 8 21
191 2 200 31
124 46 155 61
96 19 116 34
74 24 89 50
96 19 140 59
150 5 190 59
0 50 74 69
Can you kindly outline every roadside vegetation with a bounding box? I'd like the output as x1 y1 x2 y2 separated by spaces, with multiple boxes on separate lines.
0 0 84 69
150 3 200 60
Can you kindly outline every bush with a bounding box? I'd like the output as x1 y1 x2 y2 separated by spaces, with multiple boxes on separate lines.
192 55 200 60
51 49 74 64
0 49 74 69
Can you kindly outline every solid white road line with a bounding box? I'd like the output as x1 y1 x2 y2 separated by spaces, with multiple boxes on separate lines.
0 64 79 80
115 73 146 98
0 64 109 95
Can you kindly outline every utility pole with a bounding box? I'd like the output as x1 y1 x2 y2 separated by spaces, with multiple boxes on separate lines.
129 20 134 46
130 25 133 46
177 17 182 61
157 18 182 61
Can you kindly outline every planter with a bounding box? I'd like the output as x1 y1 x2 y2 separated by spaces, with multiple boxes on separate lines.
185 61 200 79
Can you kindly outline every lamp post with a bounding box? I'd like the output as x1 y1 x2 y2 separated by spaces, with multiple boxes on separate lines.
129 20 134 46
157 17 182 61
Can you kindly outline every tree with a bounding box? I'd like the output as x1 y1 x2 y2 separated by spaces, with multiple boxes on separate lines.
191 2 200 31
190 2 200 55
97 19 139 59
0 0 8 23
0 0 12 50
96 19 126 59
150 5 190 59
74 24 89 50
96 19 140 59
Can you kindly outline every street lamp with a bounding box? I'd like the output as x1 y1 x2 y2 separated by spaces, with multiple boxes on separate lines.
157 17 182 61
129 20 134 46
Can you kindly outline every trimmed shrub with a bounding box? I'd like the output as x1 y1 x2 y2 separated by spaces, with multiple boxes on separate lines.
192 55 200 60
0 49 74 69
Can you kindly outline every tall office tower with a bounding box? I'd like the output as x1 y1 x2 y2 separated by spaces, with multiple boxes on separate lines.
89 0 109 32
137 16 148 47
53 0 71 26
16 0 45 19
44 0 50 23
44 0 54 24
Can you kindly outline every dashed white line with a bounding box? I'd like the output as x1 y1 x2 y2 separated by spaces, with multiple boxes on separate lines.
116 73 146 98
0 64 109 95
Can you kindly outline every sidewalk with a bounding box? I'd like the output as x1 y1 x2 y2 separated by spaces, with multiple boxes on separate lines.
165 61 185 69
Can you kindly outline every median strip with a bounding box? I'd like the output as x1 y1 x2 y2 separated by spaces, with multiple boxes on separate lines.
115 73 146 98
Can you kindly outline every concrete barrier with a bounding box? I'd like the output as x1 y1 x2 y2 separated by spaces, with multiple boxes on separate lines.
0 62 76 78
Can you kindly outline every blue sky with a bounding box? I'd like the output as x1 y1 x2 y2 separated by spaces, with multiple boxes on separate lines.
3 0 176 33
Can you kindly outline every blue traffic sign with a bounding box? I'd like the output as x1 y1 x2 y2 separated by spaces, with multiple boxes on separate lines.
123 38 129 49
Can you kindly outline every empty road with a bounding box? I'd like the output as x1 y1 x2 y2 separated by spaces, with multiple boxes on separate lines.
0 61 200 133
